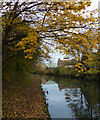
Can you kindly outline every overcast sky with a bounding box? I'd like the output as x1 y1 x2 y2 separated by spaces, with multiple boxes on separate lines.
87 0 100 10
45 0 100 64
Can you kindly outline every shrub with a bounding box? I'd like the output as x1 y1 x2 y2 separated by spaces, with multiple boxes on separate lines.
54 67 61 75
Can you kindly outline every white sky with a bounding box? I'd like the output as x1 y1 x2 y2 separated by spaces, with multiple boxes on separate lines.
45 0 100 64
88 0 100 10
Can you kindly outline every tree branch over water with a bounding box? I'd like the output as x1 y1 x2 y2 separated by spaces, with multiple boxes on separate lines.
2 1 99 69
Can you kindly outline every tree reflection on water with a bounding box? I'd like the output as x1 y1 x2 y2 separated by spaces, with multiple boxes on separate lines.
41 75 100 119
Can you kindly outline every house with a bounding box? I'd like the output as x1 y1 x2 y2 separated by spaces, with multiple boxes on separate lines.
57 58 77 68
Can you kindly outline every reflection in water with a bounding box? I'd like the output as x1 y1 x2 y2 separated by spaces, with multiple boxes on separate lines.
41 76 100 119
65 88 90 118
42 83 74 118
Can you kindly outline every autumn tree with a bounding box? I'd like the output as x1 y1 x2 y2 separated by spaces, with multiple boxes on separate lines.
87 49 100 71
2 1 99 71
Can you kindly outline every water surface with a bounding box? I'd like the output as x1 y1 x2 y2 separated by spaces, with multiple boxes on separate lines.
41 76 100 119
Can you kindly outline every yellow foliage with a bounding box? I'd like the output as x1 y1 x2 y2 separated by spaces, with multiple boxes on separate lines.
83 61 86 64
2 1 99 69
77 63 82 66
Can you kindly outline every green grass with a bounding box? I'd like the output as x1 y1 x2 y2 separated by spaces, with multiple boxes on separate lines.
39 76 51 119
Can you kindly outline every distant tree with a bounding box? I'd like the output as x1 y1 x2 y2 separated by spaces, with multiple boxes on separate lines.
89 49 100 70
96 49 100 70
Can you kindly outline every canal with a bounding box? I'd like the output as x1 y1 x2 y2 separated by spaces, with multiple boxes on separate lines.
41 75 100 119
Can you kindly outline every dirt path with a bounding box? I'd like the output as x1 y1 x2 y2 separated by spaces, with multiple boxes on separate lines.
2 74 50 119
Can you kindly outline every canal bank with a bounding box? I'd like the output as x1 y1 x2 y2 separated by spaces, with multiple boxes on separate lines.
3 73 100 119
2 74 50 119
32 66 100 81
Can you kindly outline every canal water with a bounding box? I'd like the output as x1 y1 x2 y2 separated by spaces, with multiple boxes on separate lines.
41 75 100 119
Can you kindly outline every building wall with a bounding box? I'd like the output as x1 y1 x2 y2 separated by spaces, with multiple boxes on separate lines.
57 58 76 68
57 58 65 67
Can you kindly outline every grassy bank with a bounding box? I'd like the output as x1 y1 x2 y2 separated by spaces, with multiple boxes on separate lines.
32 66 100 81
39 77 51 119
